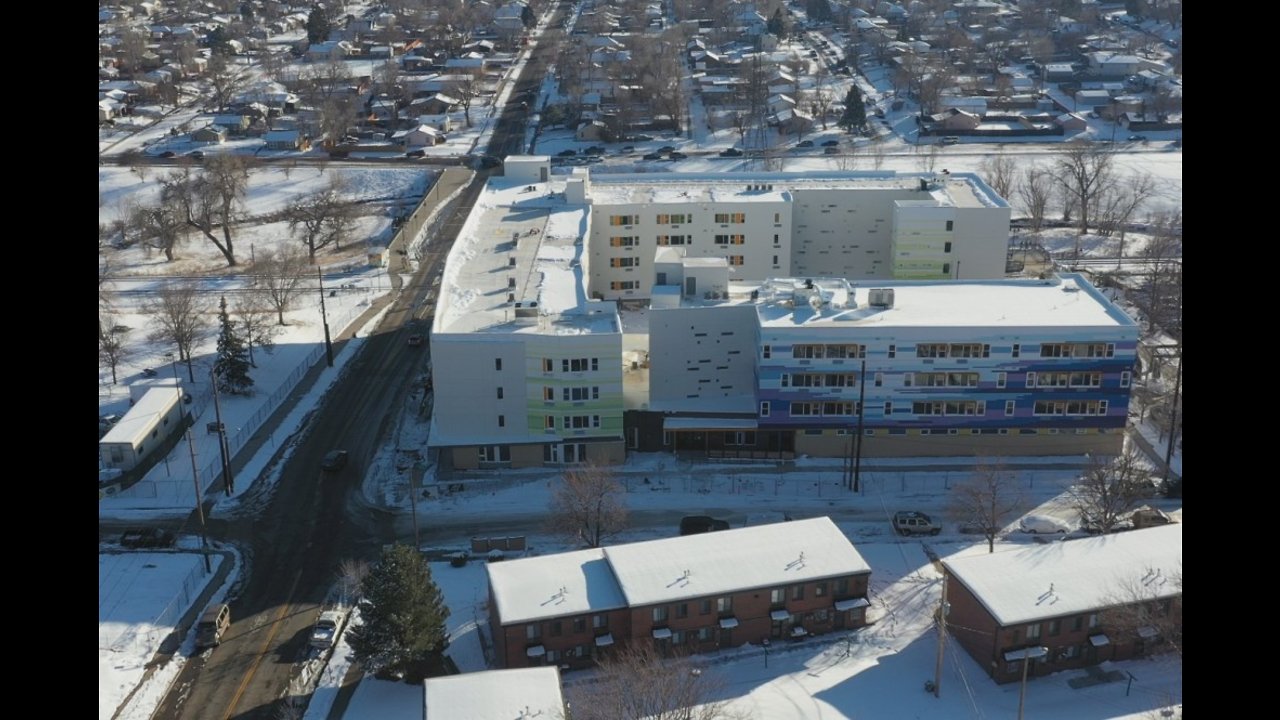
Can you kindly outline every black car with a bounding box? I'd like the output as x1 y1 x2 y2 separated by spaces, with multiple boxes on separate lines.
821 139 839 147
657 145 676 154
321 449 349 472
120 527 177 549
643 152 663 160
679 516 731 536
719 148 744 157
669 151 688 160
405 149 426 158
557 149 576 157
796 140 814 148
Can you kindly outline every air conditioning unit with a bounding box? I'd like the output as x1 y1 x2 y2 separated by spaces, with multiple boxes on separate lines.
868 288 895 308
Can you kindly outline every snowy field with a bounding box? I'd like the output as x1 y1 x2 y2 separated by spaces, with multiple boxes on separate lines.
338 536 1181 720
98 552 223 720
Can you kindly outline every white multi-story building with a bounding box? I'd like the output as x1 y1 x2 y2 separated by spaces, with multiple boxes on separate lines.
430 159 1036 468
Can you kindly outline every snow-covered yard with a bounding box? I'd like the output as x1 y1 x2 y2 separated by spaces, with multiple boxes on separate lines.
98 551 225 720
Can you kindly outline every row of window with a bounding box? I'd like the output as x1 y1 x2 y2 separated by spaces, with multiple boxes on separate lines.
545 414 602 429
714 212 746 224
787 344 865 359
538 357 600 373
783 372 858 388
611 213 784 227
713 234 745 245
769 399 1104 418
610 257 638 268
779 370 1128 390
541 386 600 402
762 343 1121 361
611 280 639 290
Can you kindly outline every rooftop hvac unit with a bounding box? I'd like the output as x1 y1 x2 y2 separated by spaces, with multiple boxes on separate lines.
868 288 895 308
509 257 517 267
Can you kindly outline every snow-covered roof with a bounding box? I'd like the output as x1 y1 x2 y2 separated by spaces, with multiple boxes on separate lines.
486 549 627 625
100 387 181 447
423 667 564 720
604 517 870 607
943 524 1183 626
744 274 1135 329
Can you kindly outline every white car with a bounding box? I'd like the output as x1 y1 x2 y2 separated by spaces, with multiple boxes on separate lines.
1019 514 1073 534
309 610 344 650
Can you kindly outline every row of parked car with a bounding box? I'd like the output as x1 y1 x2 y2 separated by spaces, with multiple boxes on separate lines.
892 507 1175 537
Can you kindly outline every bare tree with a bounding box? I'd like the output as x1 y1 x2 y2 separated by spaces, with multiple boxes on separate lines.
1137 209 1182 336
286 177 358 258
161 156 250 267
131 203 189 262
144 281 209 381
1095 172 1158 260
447 68 484 128
1102 565 1183 659
338 558 371 608
234 297 278 366
947 461 1023 553
547 463 628 548
250 245 310 324
565 644 734 720
1016 166 1053 231
99 314 131 385
206 54 247 111
1069 450 1154 535
1051 140 1116 236
978 155 1019 200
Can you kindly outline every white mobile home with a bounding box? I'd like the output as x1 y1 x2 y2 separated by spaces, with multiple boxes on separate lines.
99 388 186 471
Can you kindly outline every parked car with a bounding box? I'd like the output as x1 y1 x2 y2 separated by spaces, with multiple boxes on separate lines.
159 150 176 158
196 603 231 649
719 148 744 157
449 551 470 568
321 450 349 472
824 146 840 154
643 152 663 160
187 150 205 160
1130 506 1174 528
1127 134 1148 143
120 527 177 549
796 140 814 148
309 610 344 650
557 149 576 156
405 149 425 158
821 139 839 147
657 145 676 154
669 151 688 160
1019 514 1072 534
892 511 941 536
939 136 960 145
407 334 424 347
679 515 731 535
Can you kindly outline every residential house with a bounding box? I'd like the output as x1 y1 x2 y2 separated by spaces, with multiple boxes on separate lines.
772 107 814 135
191 125 227 143
487 517 872 669
1086 53 1141 79
416 93 461 115
929 108 982 131
212 114 251 135
393 124 446 147
1055 112 1087 134
575 119 609 141
943 525 1182 683
307 40 357 62
416 114 454 133
263 129 307 150
494 3 529 33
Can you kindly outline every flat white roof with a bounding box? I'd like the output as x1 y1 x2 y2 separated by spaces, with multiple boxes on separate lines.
100 387 181 447
487 548 627 625
587 170 1008 209
433 178 621 337
423 667 563 720
722 274 1136 329
604 516 870 607
943 524 1183 626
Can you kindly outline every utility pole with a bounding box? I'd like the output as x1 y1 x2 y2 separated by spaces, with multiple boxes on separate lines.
318 267 334 367
933 577 948 698
185 429 212 573
209 365 234 496
852 358 867 493
1161 349 1181 484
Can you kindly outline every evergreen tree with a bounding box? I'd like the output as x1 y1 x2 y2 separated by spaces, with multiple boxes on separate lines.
207 26 233 56
306 5 332 45
348 544 450 682
837 85 866 132
522 4 536 29
807 0 832 22
767 8 788 39
214 295 254 395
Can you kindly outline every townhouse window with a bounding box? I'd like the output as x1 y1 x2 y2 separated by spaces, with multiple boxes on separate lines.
1048 619 1061 637
770 588 785 605
653 606 669 623
698 627 714 642
573 617 586 633
1012 344 1021 358
888 344 896 359
716 596 732 613
677 603 689 619
545 415 554 429
942 263 951 275
1087 613 1099 629
1072 616 1084 632
527 624 541 641
996 372 1006 389
496 387 504 399
1120 370 1131 388
791 584 805 601
542 358 554 372
1005 400 1016 416
495 358 502 371
815 582 827 597
543 387 554 401
762 345 771 359
728 255 745 266
593 615 609 629
874 372 883 387
497 415 505 427
700 599 712 615
945 220 954 231
551 621 563 637
884 401 893 415
1027 623 1042 640
944 241 952 252
774 212 781 223
760 401 771 417
672 630 685 644
836 579 849 595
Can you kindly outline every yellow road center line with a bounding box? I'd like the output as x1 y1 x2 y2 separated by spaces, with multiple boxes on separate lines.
222 568 304 720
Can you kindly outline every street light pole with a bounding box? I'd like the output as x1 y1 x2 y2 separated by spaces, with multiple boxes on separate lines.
185 428 212 573
1015 646 1048 720
209 365 234 496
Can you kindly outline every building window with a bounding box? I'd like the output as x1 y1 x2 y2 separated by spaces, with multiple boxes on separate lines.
653 606 669 623
945 220 954 231
996 372 1006 388
728 255 745 266
574 617 586 633
773 234 780 245
1072 616 1083 632
1048 619 1061 637
792 584 805 601
610 257 638 268
1087 613 1099 629
770 588 785 605
836 578 849 595
593 614 609 629
495 358 502 371
543 358 554 372
1005 400 1016 416
543 387 554 401
762 345 772 359
1033 400 1109 416
551 621 563 637
1011 344 1021 358
773 255 779 265
1120 370 1131 388
527 624 541 641
884 401 892 415
609 215 636 226
888 344 896 359
774 212 781 223
1026 372 1036 388
610 280 639 290
497 415 505 427
545 415 554 429
657 234 687 246
496 387 504 399
609 236 637 247
716 596 732 614
700 599 712 615
677 603 689 619
942 263 951 275
944 241 952 252
1027 623 1042 640
815 582 827 597
912 400 985 416
714 212 745 224
760 401 770 417
698 627 714 642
